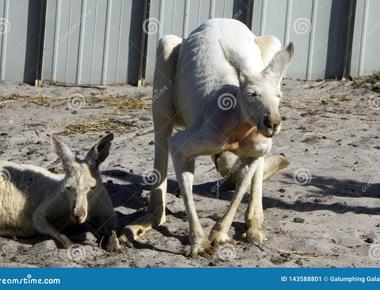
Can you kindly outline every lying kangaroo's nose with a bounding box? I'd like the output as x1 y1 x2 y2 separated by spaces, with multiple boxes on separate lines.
263 114 281 130
73 207 86 220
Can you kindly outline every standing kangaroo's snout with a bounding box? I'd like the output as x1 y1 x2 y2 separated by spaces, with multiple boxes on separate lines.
263 113 281 137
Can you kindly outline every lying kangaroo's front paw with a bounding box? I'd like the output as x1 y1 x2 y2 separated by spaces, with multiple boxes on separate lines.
105 232 122 252
58 234 74 249
242 227 267 244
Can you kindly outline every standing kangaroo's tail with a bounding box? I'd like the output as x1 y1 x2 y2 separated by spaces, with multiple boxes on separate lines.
262 154 290 181
213 152 289 189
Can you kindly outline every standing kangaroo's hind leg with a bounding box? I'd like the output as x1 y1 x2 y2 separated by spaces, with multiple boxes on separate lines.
125 35 182 241
243 156 266 243
209 158 258 246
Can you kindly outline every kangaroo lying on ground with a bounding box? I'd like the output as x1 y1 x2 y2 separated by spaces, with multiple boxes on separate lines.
126 18 294 257
0 133 121 252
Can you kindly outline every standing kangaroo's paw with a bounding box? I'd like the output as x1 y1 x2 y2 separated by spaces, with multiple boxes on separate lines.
242 227 267 244
124 213 164 241
186 237 215 258
118 234 133 248
209 229 235 247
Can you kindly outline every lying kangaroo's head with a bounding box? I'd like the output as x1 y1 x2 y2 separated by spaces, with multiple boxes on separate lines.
51 133 114 224
220 40 294 137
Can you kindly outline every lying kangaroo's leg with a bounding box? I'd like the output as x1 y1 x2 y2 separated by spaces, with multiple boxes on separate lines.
90 190 124 252
243 156 266 243
209 159 258 246
33 204 73 249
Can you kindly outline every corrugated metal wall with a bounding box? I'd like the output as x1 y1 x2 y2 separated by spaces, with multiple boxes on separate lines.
350 0 380 77
144 0 252 83
0 0 43 84
0 0 378 85
41 0 144 85
252 0 351 80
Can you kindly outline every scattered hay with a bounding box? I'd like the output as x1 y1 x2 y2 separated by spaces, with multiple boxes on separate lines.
87 95 151 111
61 117 136 135
23 95 51 106
0 94 150 111
352 71 380 92
0 94 51 107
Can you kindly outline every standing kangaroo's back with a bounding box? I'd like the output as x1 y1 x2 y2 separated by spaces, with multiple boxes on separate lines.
175 18 264 126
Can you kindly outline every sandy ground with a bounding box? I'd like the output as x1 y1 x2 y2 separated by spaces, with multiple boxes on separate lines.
0 77 379 268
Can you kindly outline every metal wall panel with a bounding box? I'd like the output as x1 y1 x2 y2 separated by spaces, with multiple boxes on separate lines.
0 0 43 84
144 0 252 83
42 0 145 85
252 0 350 80
350 0 380 77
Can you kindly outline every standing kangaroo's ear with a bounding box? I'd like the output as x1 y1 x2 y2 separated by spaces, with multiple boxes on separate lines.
219 39 253 87
51 134 75 171
85 133 114 167
262 42 294 88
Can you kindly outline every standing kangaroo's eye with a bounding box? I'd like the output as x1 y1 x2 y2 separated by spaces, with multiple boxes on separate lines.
247 91 258 97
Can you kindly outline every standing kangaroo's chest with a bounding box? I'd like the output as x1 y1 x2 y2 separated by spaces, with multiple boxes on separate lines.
223 123 272 157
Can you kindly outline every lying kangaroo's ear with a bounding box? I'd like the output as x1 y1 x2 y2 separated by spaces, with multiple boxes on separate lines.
219 39 252 87
262 42 294 88
86 133 114 166
51 134 75 170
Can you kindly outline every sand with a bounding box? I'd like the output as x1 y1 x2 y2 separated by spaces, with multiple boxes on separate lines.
0 77 379 268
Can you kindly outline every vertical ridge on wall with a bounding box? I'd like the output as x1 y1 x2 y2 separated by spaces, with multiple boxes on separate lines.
0 0 8 80
358 0 368 75
101 0 111 85
76 0 86 84
306 0 317 80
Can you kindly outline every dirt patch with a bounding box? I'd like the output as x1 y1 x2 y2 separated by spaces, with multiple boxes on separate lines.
0 78 379 268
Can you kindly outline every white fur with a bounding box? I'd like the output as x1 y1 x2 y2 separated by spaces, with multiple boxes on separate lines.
0 135 122 252
126 18 293 257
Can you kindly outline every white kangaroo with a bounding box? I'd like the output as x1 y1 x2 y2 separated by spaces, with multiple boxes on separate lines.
127 18 294 257
0 133 122 252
